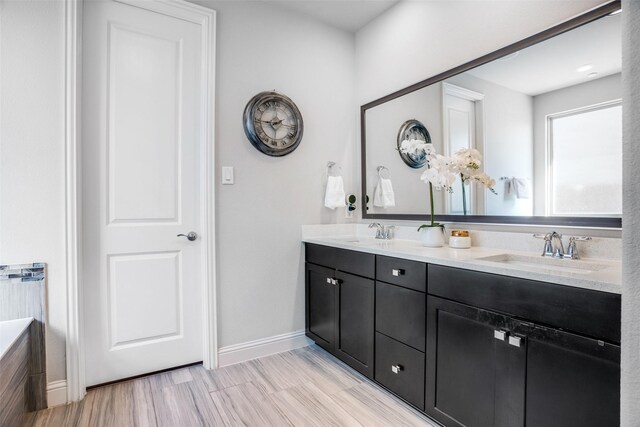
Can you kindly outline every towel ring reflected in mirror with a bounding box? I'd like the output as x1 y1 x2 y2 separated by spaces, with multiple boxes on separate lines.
377 165 391 179
396 119 431 169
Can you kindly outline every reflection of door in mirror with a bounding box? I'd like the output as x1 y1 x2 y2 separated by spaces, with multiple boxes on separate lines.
442 83 484 215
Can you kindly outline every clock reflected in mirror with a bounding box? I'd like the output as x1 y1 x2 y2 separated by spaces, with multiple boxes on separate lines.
243 91 304 156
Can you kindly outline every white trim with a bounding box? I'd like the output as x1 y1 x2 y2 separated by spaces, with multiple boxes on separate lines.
442 82 485 102
218 331 313 367
64 0 85 403
441 82 486 215
47 380 68 408
65 0 217 403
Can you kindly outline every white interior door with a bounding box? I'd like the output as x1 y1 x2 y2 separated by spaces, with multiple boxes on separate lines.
444 92 477 215
82 0 203 386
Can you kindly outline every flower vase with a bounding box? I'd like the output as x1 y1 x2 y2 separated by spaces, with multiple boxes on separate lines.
420 226 445 247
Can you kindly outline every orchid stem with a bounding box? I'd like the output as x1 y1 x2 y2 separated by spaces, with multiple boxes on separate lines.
461 175 467 216
429 182 435 226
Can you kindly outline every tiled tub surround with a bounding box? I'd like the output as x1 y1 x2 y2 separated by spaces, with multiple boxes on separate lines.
301 224 621 294
0 263 47 413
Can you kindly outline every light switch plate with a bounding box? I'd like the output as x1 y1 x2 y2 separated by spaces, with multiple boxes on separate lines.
222 166 234 185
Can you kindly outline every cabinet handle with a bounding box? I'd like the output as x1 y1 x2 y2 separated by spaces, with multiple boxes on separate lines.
391 364 403 374
392 269 405 277
494 330 508 341
508 336 522 348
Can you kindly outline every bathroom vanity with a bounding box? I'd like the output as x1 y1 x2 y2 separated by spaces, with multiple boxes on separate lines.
303 237 621 427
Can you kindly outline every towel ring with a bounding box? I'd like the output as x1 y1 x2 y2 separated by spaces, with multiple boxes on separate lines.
327 161 342 177
377 166 391 179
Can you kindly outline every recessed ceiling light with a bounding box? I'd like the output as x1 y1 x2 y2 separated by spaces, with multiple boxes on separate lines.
577 65 593 73
587 72 599 78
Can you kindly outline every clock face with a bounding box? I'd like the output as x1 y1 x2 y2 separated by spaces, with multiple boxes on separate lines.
243 91 304 156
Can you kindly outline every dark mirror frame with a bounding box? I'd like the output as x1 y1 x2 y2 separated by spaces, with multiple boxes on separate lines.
361 0 622 228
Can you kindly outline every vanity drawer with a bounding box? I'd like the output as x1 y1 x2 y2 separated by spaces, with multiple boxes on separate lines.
428 264 621 343
376 282 425 351
305 243 375 279
375 332 425 410
376 256 426 292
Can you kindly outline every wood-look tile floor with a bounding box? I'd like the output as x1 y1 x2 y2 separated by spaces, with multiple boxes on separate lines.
24 345 437 427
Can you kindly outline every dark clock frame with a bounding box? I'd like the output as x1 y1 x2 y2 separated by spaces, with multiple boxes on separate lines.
243 91 304 157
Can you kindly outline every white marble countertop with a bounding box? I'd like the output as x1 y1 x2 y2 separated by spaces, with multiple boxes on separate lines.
302 235 621 294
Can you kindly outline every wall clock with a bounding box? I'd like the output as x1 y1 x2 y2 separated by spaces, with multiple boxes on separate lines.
397 119 431 168
243 91 304 157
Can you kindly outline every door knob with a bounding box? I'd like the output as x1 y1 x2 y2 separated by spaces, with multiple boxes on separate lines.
177 232 198 241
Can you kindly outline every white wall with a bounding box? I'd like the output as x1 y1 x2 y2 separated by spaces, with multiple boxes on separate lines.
189 0 356 347
355 0 605 105
365 83 443 215
621 0 640 423
0 0 67 384
532 73 622 215
446 73 534 216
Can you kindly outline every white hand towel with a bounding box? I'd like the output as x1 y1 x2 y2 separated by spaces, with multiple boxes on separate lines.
505 179 514 196
373 177 395 208
324 176 346 209
514 178 531 199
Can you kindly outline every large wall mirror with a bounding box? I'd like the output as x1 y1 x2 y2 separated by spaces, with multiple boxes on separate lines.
361 1 622 228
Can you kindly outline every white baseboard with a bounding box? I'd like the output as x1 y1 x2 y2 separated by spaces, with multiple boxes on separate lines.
218 330 312 367
47 380 68 407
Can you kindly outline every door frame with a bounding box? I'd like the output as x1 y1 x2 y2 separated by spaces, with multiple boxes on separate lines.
441 82 486 215
64 0 217 402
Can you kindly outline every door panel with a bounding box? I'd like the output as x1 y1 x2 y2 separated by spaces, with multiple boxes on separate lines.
108 24 182 224
521 323 620 427
305 263 335 352
83 0 203 386
427 297 524 427
108 252 182 348
335 271 374 378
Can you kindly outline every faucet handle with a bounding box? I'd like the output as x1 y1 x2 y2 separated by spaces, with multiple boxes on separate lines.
533 233 554 257
565 236 592 260
382 225 395 240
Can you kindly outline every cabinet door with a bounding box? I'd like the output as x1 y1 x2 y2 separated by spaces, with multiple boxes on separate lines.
426 297 525 427
305 263 336 353
335 270 375 378
516 322 620 427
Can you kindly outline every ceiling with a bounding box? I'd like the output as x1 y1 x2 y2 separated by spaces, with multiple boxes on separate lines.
466 12 621 96
271 0 399 33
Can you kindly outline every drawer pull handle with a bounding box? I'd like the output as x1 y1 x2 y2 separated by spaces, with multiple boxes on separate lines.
508 336 522 348
494 330 508 341
391 364 403 374
392 269 405 277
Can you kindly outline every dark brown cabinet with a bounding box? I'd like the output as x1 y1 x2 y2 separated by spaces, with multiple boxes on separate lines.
305 245 621 427
426 265 621 427
305 244 375 378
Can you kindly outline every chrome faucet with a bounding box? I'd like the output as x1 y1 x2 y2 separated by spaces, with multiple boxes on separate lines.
369 223 395 240
534 232 591 259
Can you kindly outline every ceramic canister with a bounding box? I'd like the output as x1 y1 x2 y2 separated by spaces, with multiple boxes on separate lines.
449 230 471 249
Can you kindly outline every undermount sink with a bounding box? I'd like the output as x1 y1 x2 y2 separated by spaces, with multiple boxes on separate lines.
326 236 361 244
476 253 609 275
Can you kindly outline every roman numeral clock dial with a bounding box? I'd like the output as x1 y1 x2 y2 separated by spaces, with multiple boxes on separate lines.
243 91 304 156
